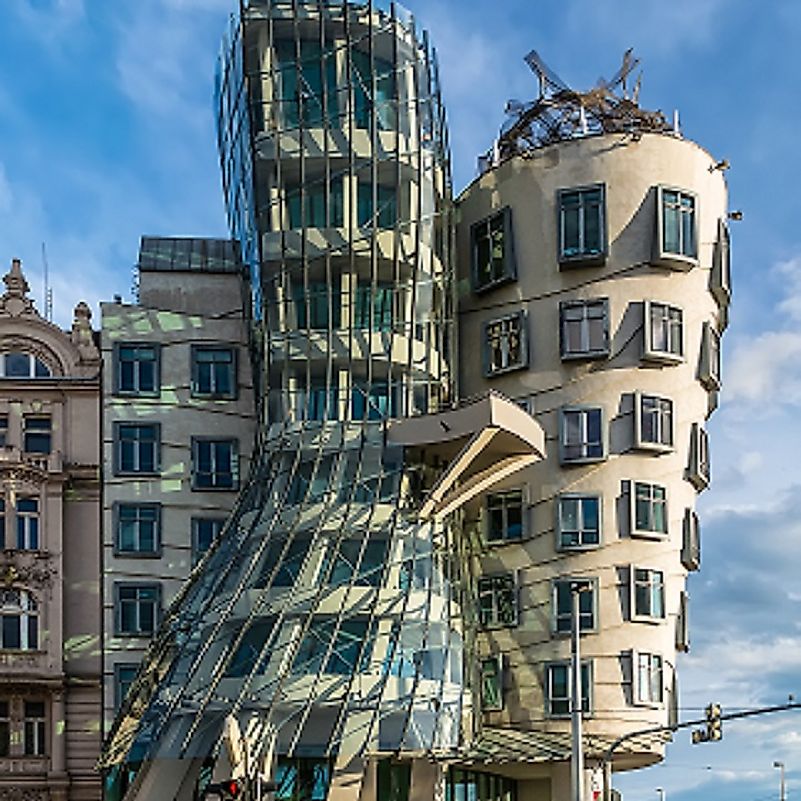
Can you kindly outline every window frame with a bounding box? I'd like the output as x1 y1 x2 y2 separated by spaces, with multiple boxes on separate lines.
559 298 610 361
643 300 684 363
633 392 674 453
676 591 690 652
687 423 710 491
681 508 701 571
113 342 160 397
113 422 161 476
114 582 161 637
559 405 606 465
114 663 139 711
655 185 698 268
191 437 239 491
633 651 664 707
556 493 602 551
0 352 52 379
479 655 505 711
630 566 666 623
552 577 598 635
23 700 46 756
190 344 238 400
191 517 226 566
711 218 732 310
113 502 162 557
545 660 593 718
470 206 516 293
482 311 528 376
23 416 51 455
15 497 40 551
477 573 518 629
485 488 525 544
699 322 722 391
0 589 39 651
557 183 607 267
629 480 669 539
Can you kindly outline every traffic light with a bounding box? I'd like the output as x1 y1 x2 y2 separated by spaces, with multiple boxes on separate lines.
705 703 722 741
204 779 243 799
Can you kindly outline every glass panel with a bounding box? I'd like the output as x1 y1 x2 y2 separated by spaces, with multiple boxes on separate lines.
5 352 30 377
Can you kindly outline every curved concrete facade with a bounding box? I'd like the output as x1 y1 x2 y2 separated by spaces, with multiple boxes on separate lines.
455 132 730 792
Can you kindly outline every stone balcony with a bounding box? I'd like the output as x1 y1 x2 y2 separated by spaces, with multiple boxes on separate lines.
0 447 62 475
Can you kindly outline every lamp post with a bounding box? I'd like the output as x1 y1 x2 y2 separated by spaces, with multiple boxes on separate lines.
774 761 786 801
571 582 589 801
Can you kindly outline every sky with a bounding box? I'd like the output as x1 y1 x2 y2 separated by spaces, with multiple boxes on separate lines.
2 0 801 799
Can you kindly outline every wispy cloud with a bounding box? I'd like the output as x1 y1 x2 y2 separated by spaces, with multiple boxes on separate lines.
10 0 86 43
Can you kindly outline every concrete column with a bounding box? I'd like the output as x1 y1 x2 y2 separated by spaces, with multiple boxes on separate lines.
51 689 66 774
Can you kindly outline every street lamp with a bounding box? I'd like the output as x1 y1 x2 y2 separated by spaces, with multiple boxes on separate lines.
773 761 786 801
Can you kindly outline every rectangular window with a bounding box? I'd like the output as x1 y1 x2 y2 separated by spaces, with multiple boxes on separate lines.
192 439 238 490
644 301 684 362
471 207 516 291
23 416 51 454
23 700 45 756
547 661 591 717
0 415 8 447
191 517 225 565
114 664 138 710
635 393 673 451
559 185 605 264
16 497 39 550
484 313 527 375
676 591 690 652
699 322 722 390
292 281 342 330
115 584 160 636
681 508 701 571
631 568 665 621
357 183 397 229
687 423 710 491
480 656 504 711
477 574 517 628
711 218 732 309
354 284 394 332
553 578 596 633
191 346 236 399
275 757 333 801
658 186 697 263
275 39 339 129
560 299 609 359
631 481 668 537
115 344 159 396
115 504 160 555
327 538 389 588
294 380 338 422
486 489 524 543
557 494 601 549
0 700 8 757
560 406 605 464
353 50 396 131
293 619 371 676
351 382 397 421
114 423 160 475
634 652 664 705
286 177 344 228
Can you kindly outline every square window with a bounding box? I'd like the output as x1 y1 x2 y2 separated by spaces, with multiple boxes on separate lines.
115 344 159 396
559 185 605 265
114 423 160 475
471 207 516 292
15 497 39 551
552 578 597 633
699 322 722 391
292 281 342 330
480 656 504 711
546 661 591 717
295 380 338 422
477 574 517 628
687 423 710 491
681 508 701 571
557 494 601 549
115 504 160 555
114 664 139 710
293 619 372 676
486 489 524 543
483 313 527 376
634 393 673 452
328 538 389 588
631 567 665 621
23 416 51 454
656 186 697 266
354 283 394 331
191 517 225 565
634 652 664 705
115 583 160 636
286 176 344 228
560 299 609 360
644 301 684 362
192 439 238 490
23 700 45 756
631 481 668 538
191 346 237 399
357 183 397 230
560 407 605 464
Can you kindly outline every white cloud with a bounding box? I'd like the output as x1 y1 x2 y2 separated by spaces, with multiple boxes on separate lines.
0 164 12 214
726 330 801 404
11 0 85 42
774 255 801 322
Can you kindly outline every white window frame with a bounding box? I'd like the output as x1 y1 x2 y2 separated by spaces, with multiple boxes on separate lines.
630 566 666 622
655 185 698 268
687 423 710 491
699 322 722 390
681 508 701 571
558 184 606 265
0 589 39 650
559 406 605 464
556 494 601 550
477 573 518 629
643 301 684 363
15 497 39 551
630 480 668 538
633 651 664 706
546 660 592 718
633 392 674 452
483 312 528 376
552 577 598 634
0 352 51 378
485 488 525 543
470 206 516 292
559 298 610 360
480 655 504 711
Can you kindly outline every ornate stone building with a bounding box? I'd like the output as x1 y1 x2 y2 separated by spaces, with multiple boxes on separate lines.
0 259 102 800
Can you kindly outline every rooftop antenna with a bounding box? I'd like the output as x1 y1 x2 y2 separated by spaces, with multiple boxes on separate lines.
41 242 53 322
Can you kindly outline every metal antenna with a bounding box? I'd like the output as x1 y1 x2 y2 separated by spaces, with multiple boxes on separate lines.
41 242 53 322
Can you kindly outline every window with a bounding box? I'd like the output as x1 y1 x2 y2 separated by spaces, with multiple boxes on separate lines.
0 352 51 378
631 568 665 621
0 589 38 650
477 574 517 628
470 207 516 292
676 591 690 652
256 537 312 588
353 50 396 131
681 508 701 571
354 284 394 331
351 382 397 421
546 661 591 717
699 322 722 390
484 313 527 375
275 39 339 129
0 701 8 757
711 218 732 309
23 701 45 756
559 185 605 264
23 416 51 454
226 618 276 678
634 652 664 705
15 497 39 550
192 438 238 490
114 664 138 711
631 481 668 537
634 393 673 451
115 584 160 636
557 494 601 549
687 423 710 491
553 579 596 633
191 346 236 398
115 344 158 396
286 177 344 229
357 183 397 229
560 406 604 464
0 415 7 447
275 756 333 801
295 380 338 422
292 281 342 330
293 619 371 675
644 301 683 362
560 299 609 359
328 538 389 588
486 489 524 543
446 770 518 801
114 423 160 475
115 504 160 555
191 517 225 565
657 186 697 264
480 656 504 711
0 499 3 548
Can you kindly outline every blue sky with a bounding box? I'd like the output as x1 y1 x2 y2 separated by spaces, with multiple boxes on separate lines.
2 1 801 799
